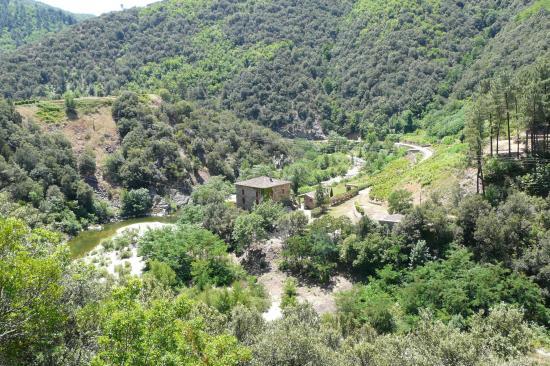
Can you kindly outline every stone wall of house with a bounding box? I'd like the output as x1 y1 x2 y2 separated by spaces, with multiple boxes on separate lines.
236 185 261 211
271 183 291 203
236 183 291 211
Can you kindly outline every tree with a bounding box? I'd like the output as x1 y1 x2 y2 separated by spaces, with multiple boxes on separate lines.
139 225 238 288
388 189 413 214
232 213 267 253
78 148 96 177
64 91 76 117
0 218 68 362
276 211 308 238
93 281 251 366
251 304 344 366
281 278 299 309
464 99 485 194
253 200 285 232
120 188 152 218
315 183 328 207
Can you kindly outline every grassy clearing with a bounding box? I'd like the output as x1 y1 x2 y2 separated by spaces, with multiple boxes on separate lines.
36 101 65 123
75 98 114 115
368 142 468 200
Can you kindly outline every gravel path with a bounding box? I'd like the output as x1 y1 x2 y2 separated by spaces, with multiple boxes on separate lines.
395 142 434 161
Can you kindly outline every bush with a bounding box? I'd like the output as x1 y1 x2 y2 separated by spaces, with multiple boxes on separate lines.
139 225 241 288
253 200 285 232
281 278 299 309
388 189 413 214
78 149 96 177
276 211 308 238
120 188 152 218
311 207 324 218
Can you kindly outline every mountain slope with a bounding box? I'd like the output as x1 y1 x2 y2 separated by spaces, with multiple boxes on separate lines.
0 0 547 137
0 0 92 51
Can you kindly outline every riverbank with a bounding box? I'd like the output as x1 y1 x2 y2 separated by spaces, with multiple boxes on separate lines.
82 221 175 277
69 215 178 258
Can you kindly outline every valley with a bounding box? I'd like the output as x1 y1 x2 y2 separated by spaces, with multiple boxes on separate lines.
0 0 549 365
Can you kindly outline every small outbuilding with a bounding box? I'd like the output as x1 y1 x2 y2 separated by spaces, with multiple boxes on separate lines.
301 192 317 210
235 176 291 211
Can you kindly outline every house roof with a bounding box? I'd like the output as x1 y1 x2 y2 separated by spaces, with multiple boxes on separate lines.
300 192 316 199
236 176 291 189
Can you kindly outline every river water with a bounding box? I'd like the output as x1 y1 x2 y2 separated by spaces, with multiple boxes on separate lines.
68 215 178 258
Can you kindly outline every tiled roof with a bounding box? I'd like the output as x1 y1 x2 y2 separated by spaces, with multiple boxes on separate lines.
236 176 291 189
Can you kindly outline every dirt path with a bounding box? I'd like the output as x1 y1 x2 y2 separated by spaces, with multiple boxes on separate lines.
322 156 366 186
329 188 390 224
395 142 434 161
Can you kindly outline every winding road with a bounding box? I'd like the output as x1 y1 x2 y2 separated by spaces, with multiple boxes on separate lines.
395 142 434 161
261 140 433 321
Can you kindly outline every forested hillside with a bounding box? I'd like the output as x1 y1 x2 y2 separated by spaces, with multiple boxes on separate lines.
0 0 91 51
0 0 547 137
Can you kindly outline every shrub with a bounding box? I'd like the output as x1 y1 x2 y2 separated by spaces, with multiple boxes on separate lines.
388 189 413 214
120 188 152 218
281 278 299 309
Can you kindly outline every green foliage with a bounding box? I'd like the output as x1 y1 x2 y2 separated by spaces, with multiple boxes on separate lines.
368 143 467 200
0 218 67 360
232 213 267 253
281 216 353 283
64 91 76 116
192 279 269 315
395 201 454 257
35 101 65 123
279 152 350 195
251 304 345 366
78 148 96 177
388 189 413 214
139 225 241 288
341 305 537 365
178 203 205 226
276 210 308 238
192 176 233 206
516 0 550 21
0 99 112 233
336 285 398 334
2 0 543 137
398 248 549 326
92 281 251 366
281 278 298 309
252 200 285 232
0 0 85 52
120 188 152 218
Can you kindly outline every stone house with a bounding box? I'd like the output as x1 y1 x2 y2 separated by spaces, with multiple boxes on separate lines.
235 176 292 211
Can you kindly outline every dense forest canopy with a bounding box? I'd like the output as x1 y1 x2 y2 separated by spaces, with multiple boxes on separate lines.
0 0 91 51
0 0 547 136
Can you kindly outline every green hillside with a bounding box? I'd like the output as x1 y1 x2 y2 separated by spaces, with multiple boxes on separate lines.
0 0 547 137
0 0 92 51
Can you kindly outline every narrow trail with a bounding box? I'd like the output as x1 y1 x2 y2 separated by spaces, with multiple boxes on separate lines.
395 142 434 161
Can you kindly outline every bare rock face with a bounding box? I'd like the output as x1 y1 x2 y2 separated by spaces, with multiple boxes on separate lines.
172 192 190 207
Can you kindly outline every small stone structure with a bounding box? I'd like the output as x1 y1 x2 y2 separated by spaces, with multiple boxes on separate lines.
302 192 316 210
235 176 291 211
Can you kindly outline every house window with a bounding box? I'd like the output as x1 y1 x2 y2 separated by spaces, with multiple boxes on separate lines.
242 198 245 205
242 189 245 195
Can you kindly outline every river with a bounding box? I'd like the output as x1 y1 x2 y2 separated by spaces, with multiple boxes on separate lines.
68 215 179 258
